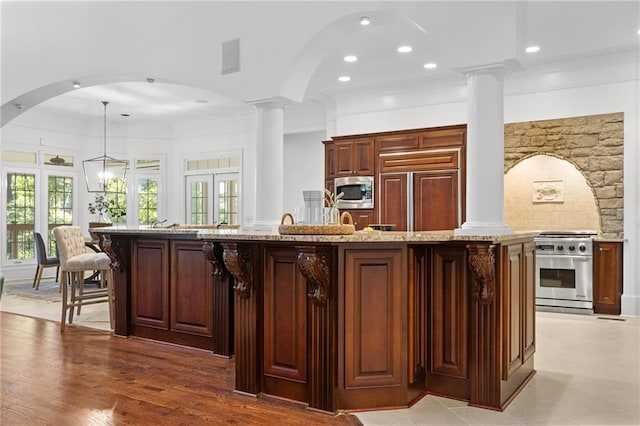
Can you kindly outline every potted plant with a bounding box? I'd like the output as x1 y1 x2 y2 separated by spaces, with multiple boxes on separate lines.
88 193 122 229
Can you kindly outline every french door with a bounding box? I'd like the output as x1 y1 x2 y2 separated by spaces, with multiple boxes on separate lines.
185 173 239 225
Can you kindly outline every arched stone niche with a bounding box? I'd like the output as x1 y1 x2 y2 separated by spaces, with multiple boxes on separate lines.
504 113 624 239
505 154 600 232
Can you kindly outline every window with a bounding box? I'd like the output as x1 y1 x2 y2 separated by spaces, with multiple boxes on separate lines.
138 177 159 225
47 175 73 255
6 173 36 260
105 178 127 225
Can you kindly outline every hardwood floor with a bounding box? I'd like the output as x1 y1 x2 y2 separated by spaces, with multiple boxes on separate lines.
0 312 361 425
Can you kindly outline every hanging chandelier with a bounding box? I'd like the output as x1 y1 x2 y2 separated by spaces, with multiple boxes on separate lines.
82 101 128 192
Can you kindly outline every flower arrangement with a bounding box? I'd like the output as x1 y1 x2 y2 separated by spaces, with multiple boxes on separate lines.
324 189 344 208
324 189 344 224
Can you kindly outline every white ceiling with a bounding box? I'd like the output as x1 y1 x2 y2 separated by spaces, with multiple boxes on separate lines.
7 1 640 126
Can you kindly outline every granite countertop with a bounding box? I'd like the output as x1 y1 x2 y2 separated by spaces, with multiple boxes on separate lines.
91 225 538 243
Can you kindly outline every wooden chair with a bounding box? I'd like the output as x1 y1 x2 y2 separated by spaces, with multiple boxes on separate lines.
53 226 114 331
33 232 60 290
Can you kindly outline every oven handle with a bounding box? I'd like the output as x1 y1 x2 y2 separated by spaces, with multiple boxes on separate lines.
536 254 592 260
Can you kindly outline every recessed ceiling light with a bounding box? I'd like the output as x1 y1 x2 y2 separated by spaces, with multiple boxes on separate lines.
72 81 81 88
360 16 370 26
195 99 209 103
120 113 130 117
423 63 437 69
397 46 413 53
525 46 540 53
344 55 358 63
338 76 351 82
146 77 155 83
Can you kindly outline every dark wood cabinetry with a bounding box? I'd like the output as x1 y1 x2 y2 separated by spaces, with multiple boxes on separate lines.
334 138 375 176
378 163 461 232
170 240 213 336
131 239 170 329
263 247 308 403
341 209 374 230
324 141 336 180
413 171 459 231
593 241 623 315
326 125 466 232
427 245 469 399
379 173 408 230
126 236 232 353
101 228 535 414
340 247 407 408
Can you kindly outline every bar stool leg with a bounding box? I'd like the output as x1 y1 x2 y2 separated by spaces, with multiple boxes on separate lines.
68 272 79 324
76 271 84 316
60 271 68 332
105 269 115 330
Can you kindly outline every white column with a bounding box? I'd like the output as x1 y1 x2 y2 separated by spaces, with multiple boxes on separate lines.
251 97 287 230
455 67 513 236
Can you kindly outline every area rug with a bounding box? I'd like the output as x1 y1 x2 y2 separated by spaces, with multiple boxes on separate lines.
2 281 62 303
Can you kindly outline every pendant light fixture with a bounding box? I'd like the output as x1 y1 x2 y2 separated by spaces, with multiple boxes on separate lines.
82 101 128 192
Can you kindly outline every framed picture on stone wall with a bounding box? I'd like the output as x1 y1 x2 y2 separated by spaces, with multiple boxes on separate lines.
532 179 565 203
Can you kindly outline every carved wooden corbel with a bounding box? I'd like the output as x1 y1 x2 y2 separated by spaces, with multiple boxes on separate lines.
467 244 496 305
221 242 253 298
296 246 330 305
203 242 226 278
100 234 124 273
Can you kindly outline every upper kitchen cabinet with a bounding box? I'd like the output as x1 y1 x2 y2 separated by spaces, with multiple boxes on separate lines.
334 138 375 176
376 133 420 152
323 141 336 180
420 126 467 149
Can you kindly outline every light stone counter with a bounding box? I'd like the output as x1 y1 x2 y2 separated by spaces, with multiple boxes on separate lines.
92 225 537 244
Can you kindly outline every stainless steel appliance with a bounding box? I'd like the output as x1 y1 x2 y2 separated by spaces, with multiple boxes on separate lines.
335 176 374 209
535 231 596 313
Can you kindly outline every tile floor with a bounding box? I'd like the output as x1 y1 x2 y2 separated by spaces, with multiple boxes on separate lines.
1 280 639 426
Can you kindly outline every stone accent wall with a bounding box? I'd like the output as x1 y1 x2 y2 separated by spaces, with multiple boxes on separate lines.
504 113 624 239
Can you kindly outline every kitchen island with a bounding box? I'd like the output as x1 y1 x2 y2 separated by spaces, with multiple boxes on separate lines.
93 227 537 413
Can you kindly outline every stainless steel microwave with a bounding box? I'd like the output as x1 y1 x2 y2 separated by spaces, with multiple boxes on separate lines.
335 176 374 209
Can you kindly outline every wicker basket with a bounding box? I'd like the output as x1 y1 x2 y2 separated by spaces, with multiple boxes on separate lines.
278 212 355 235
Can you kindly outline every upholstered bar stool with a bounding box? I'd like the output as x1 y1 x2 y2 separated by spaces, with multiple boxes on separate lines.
53 226 114 331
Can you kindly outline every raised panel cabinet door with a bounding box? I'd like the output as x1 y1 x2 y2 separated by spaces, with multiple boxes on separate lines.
379 174 408 231
430 246 468 379
523 241 536 361
353 139 375 175
170 241 213 336
324 142 336 180
420 126 466 149
502 243 523 380
263 247 308 402
343 209 374 230
376 134 420 152
344 249 404 389
335 141 355 176
593 241 623 315
131 239 170 329
413 171 459 231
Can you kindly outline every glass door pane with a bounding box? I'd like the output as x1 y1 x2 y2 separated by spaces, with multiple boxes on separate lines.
215 173 239 225
186 175 214 224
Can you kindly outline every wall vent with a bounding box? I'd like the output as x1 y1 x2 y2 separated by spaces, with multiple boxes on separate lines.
221 38 240 74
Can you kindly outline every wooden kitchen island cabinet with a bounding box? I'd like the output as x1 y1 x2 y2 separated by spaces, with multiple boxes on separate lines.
94 228 536 414
99 231 234 356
